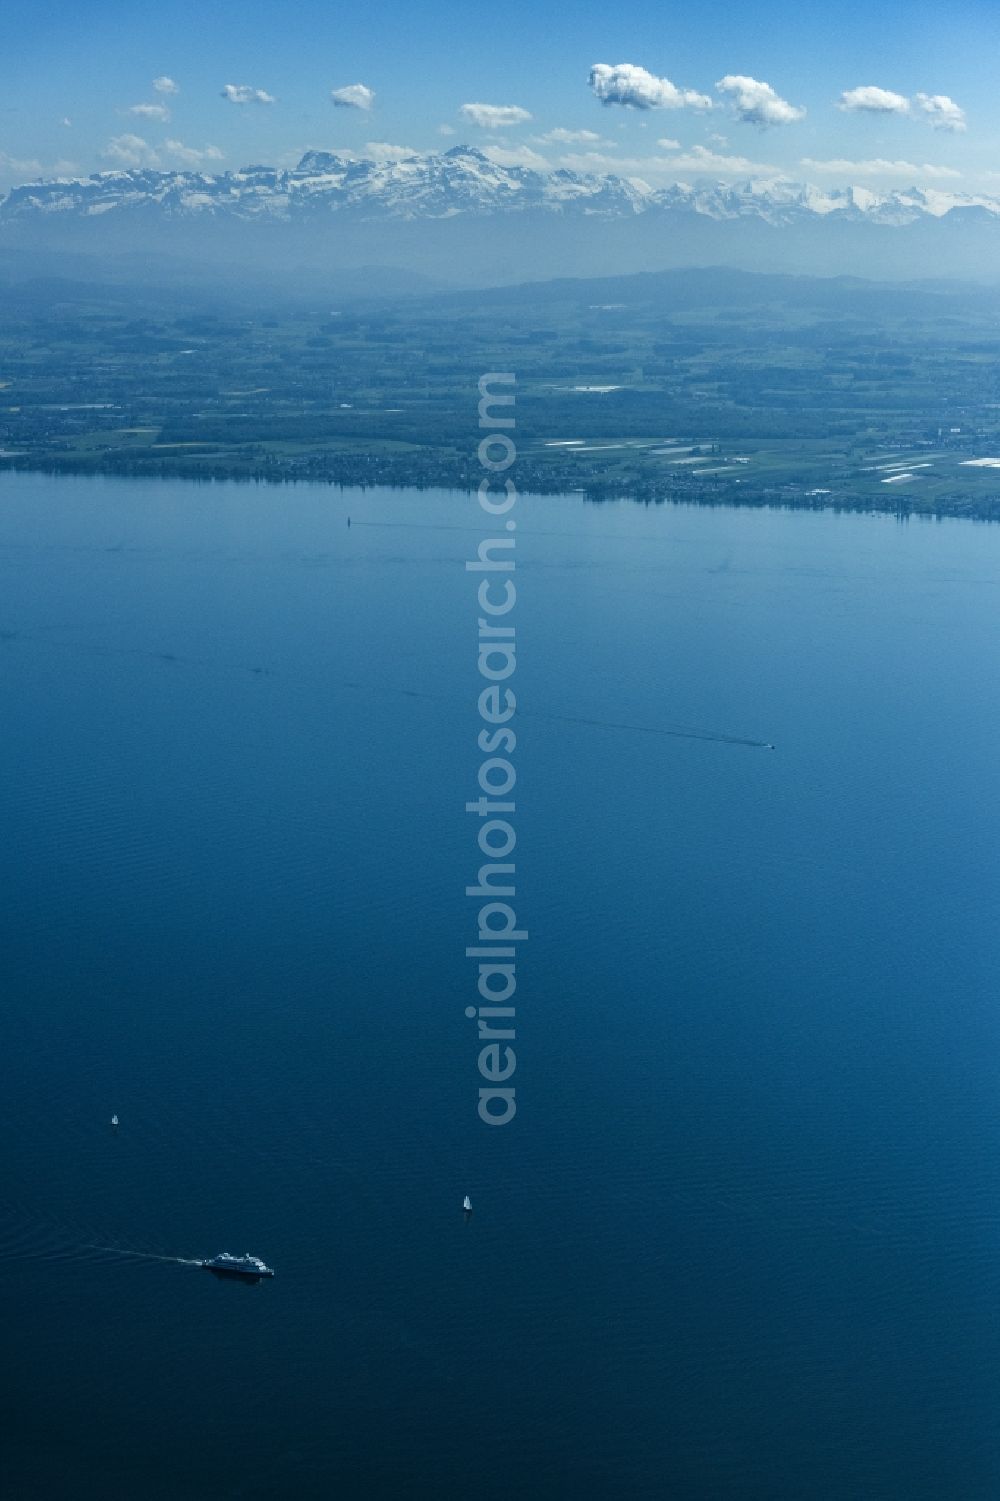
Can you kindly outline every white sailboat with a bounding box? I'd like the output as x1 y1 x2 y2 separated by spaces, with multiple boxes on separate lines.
462 1195 472 1213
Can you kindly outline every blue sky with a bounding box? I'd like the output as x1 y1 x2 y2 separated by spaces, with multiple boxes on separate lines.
3 0 1000 191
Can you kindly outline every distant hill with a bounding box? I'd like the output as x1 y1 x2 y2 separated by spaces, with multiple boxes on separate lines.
426 265 1000 318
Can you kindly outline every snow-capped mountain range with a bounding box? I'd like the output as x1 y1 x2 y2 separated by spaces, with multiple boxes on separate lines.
3 145 998 228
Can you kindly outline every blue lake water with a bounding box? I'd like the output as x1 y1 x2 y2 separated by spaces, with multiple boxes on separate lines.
1 471 999 1498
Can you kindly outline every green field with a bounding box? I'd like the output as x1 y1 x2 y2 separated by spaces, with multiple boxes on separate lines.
2 267 1000 517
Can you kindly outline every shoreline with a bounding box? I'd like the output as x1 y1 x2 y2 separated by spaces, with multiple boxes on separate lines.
3 453 999 524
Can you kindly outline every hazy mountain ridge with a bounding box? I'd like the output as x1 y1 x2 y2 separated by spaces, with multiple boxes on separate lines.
5 146 1000 287
4 145 998 227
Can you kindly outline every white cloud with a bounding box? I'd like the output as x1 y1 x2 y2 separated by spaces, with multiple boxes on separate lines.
331 83 374 111
482 143 549 169
716 75 805 127
437 123 456 136
0 154 42 176
588 63 711 112
104 134 226 172
916 93 966 132
801 156 961 179
836 86 965 132
364 141 418 161
102 133 159 168
127 102 171 121
558 144 781 177
838 85 910 116
460 102 532 129
656 137 681 149
535 127 607 144
153 76 179 96
0 152 78 180
163 139 224 166
672 143 782 173
60 117 72 128
221 84 275 105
